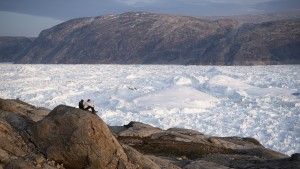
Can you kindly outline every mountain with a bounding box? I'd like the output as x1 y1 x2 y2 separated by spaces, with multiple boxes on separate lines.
7 12 300 65
202 9 300 25
207 20 300 65
0 36 34 63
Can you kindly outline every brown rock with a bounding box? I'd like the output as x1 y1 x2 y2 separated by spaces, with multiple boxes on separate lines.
35 156 45 165
183 160 230 169
117 121 288 160
26 105 129 169
119 121 162 137
145 155 182 169
0 117 31 164
5 158 35 169
116 159 139 169
26 107 51 122
0 98 50 124
0 98 18 113
122 144 160 169
5 156 59 169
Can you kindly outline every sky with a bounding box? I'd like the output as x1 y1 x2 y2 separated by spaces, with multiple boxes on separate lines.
0 0 300 37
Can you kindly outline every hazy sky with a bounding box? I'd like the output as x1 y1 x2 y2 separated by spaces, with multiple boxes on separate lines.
1 0 300 37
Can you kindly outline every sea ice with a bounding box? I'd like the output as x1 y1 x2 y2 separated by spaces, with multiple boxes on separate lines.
0 64 299 156
134 86 218 109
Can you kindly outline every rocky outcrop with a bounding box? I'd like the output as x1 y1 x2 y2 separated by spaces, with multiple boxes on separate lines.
26 105 129 169
0 98 138 169
112 122 288 160
202 9 300 25
0 37 34 63
13 12 300 65
0 98 55 169
0 98 50 123
112 122 299 169
0 98 299 169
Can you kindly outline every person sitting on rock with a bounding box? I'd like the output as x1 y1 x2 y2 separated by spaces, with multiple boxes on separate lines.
84 99 97 113
79 99 84 109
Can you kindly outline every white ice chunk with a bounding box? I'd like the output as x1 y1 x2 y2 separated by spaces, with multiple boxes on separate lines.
134 86 218 109
208 75 295 98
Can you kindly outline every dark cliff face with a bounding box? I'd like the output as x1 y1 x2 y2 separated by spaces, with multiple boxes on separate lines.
12 12 300 65
0 36 34 63
210 20 300 65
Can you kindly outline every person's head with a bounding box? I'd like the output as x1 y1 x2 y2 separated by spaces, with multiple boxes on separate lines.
81 99 84 102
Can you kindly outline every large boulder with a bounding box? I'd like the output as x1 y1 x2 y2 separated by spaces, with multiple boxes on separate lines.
26 105 130 169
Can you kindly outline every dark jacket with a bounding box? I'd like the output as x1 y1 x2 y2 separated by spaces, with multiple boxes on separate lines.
79 100 84 109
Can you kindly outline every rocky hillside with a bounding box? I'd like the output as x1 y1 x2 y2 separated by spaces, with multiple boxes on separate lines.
1 98 299 169
0 36 34 63
11 12 299 65
203 9 300 25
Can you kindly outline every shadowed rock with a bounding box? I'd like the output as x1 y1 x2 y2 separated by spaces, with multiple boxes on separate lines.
114 121 292 168
228 154 300 169
145 155 182 169
115 122 287 160
183 160 230 169
122 144 161 169
0 36 34 63
0 118 30 164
